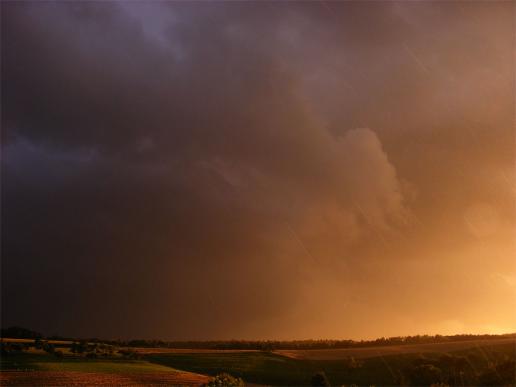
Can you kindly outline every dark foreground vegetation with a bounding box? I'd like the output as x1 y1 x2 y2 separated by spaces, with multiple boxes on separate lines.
146 342 515 386
1 327 515 386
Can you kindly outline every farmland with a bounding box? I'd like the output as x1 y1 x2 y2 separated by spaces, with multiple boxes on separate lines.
273 337 516 360
0 371 209 386
145 338 515 386
1 335 515 386
0 351 209 386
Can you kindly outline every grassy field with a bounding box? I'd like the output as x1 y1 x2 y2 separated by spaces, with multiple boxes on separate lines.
1 352 209 386
132 347 261 354
146 338 516 386
147 351 307 385
274 337 516 360
3 356 180 373
0 371 210 386
146 350 420 385
1 336 514 385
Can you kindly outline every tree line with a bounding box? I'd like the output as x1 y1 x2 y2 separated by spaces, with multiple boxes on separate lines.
108 333 515 350
1 326 514 350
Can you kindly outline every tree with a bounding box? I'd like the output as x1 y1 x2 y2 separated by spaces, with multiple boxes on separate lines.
1 326 42 339
311 371 330 386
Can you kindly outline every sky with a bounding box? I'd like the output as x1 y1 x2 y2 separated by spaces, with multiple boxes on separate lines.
1 1 515 340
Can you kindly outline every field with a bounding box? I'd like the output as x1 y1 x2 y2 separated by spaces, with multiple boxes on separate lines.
145 338 516 386
132 347 260 355
1 352 209 386
0 371 209 386
273 337 516 360
1 336 515 386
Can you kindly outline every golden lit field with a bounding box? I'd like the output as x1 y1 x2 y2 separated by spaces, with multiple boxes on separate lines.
0 348 211 386
0 371 209 386
273 337 516 360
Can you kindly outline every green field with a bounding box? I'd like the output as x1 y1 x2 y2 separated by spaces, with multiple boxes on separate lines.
146 340 516 386
1 337 515 385
148 351 308 385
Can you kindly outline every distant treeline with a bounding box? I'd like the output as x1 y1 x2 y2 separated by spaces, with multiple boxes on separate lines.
112 333 516 350
1 326 42 339
1 326 514 350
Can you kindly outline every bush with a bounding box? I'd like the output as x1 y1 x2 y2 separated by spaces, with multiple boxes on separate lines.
479 360 516 386
343 356 363 370
0 342 26 355
407 364 443 386
71 341 86 354
311 371 331 386
42 342 55 354
34 338 43 349
204 373 245 387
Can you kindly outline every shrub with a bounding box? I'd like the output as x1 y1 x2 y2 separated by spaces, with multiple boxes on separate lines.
70 341 89 354
34 338 43 349
204 373 245 387
407 364 443 386
479 360 516 386
311 371 331 386
42 342 55 354
343 356 363 370
0 342 22 355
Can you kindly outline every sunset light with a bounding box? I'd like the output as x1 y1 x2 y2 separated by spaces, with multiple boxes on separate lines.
1 1 514 386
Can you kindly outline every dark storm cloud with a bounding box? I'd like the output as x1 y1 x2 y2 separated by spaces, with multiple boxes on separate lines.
2 1 514 339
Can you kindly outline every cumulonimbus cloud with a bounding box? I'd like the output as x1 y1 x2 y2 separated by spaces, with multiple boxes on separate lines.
2 1 514 339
